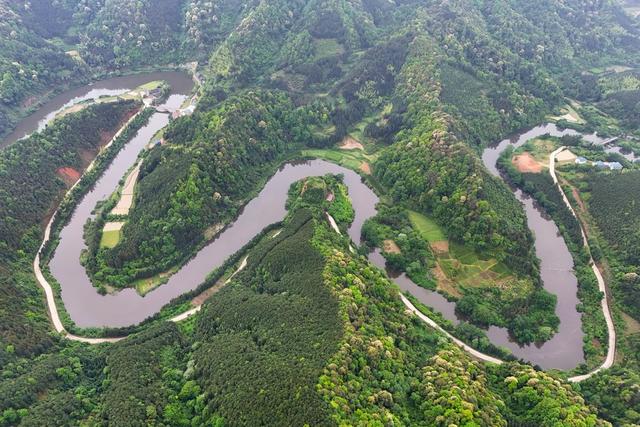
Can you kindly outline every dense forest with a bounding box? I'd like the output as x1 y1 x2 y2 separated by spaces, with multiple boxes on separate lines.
87 90 318 286
0 99 139 358
0 177 612 425
1 0 640 424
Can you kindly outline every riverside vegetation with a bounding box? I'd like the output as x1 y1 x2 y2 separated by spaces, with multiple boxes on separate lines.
2 0 640 425
0 176 611 425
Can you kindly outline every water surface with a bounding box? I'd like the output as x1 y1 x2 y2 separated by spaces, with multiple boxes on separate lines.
2 71 193 148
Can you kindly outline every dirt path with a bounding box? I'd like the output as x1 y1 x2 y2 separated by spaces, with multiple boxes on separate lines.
169 257 248 322
33 110 145 344
550 147 616 382
110 164 140 215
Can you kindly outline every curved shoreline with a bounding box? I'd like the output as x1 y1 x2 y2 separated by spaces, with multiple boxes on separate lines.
30 114 613 381
549 147 616 382
32 108 145 344
1 69 195 149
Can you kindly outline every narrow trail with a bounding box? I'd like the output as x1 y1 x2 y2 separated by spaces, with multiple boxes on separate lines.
549 147 616 382
169 257 248 323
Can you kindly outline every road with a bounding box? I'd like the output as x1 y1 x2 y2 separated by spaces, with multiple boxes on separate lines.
32 109 245 343
331 154 616 380
549 147 616 382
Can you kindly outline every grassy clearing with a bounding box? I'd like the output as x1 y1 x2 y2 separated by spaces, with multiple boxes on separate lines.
100 229 121 248
138 80 164 91
301 148 377 173
406 209 512 292
549 103 585 124
408 210 446 242
522 138 557 163
314 38 344 59
349 104 392 143
132 267 178 296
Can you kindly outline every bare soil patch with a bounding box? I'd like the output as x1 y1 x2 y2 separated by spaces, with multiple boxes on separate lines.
359 162 371 175
383 239 401 254
56 167 81 187
512 152 542 173
430 240 449 254
340 136 364 150
191 280 226 306
432 263 461 298
111 166 140 215
571 187 587 212
57 104 86 120
556 149 577 163
103 222 125 232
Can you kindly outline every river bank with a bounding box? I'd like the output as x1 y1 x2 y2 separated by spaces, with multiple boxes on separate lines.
1 68 196 149
18 71 613 379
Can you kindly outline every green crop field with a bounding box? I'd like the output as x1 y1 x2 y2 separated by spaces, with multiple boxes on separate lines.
408 210 446 242
301 148 375 172
100 229 121 248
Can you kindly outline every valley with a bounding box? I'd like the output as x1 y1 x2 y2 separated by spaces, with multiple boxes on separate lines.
1 0 640 425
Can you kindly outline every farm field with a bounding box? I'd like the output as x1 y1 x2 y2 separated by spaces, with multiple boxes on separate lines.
406 209 512 293
301 146 377 174
100 228 121 249
408 210 446 242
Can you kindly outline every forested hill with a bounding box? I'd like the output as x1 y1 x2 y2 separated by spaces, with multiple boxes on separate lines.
80 0 637 285
1 0 639 140
0 179 610 426
1 1 640 425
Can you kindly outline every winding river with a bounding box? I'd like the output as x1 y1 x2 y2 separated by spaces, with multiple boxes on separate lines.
19 73 614 370
50 158 378 328
1 71 194 149
366 124 613 370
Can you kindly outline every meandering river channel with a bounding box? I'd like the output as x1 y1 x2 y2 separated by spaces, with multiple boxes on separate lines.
1 71 194 149
18 73 614 371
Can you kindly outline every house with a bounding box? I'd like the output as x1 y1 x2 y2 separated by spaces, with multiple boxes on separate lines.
592 160 623 170
575 156 587 165
607 161 623 170
171 105 196 120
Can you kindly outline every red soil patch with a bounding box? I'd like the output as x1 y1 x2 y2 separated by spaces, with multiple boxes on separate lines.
56 167 81 186
340 136 364 150
512 153 542 173
430 240 449 254
359 162 371 175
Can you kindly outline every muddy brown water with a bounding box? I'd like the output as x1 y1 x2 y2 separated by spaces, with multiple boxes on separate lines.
49 157 378 327
1 71 194 149
35 79 603 370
